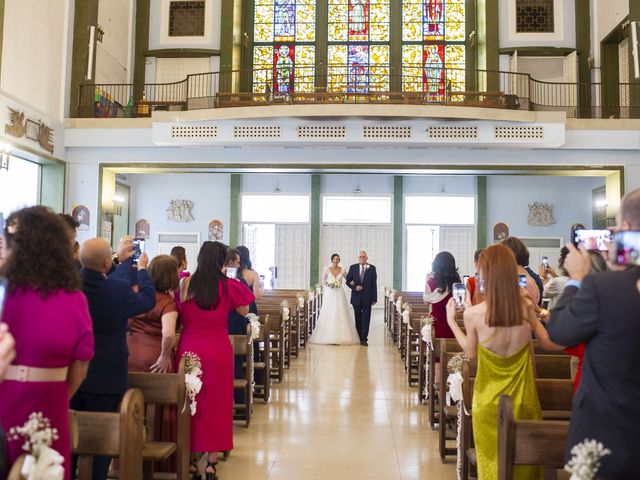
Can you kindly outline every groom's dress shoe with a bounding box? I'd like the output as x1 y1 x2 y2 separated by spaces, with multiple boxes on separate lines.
360 341 368 346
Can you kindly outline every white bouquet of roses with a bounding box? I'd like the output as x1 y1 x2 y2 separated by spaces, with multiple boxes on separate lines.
8 412 63 480
183 352 203 416
326 278 341 289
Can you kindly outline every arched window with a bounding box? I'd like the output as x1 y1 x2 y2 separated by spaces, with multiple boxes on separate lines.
250 0 466 96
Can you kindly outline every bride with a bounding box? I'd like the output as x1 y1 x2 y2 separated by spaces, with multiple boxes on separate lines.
309 253 360 345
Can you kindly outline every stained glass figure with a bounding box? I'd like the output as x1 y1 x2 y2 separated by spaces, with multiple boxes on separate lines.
254 0 316 42
274 45 295 93
402 0 465 42
274 0 296 41
328 1 389 42
327 44 389 93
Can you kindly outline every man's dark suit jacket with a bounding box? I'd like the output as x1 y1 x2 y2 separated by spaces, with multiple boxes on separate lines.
346 263 377 306
79 259 155 395
547 267 640 479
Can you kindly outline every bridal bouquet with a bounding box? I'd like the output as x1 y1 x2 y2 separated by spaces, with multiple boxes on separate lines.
183 352 203 416
565 439 611 480
8 412 64 480
447 352 469 403
326 278 341 289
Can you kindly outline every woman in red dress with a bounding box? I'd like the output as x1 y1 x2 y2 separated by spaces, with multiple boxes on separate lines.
177 242 254 480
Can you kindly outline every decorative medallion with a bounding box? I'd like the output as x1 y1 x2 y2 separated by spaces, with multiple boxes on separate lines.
167 199 195 223
528 202 556 226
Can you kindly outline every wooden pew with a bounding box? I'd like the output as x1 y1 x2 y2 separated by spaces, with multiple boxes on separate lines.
263 312 285 383
71 388 145 480
497 393 570 480
257 305 290 372
253 315 271 403
127 358 190 480
230 333 253 427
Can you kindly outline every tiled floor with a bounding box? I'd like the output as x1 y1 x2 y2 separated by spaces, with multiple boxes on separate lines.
215 311 456 479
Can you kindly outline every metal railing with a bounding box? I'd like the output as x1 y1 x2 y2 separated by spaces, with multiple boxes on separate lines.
76 67 640 119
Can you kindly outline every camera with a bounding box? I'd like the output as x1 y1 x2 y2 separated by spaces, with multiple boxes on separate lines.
518 274 527 288
613 231 640 266
574 229 611 252
132 238 145 264
541 256 549 268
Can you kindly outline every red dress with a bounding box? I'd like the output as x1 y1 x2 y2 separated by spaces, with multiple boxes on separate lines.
0 288 94 480
176 279 254 452
426 276 454 338
565 343 585 393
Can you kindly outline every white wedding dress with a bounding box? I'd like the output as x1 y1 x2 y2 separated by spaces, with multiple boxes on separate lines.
309 267 360 345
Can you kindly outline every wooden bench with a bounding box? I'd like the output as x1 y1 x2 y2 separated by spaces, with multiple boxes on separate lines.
71 388 145 480
128 358 190 480
230 333 253 427
257 305 290 373
498 393 570 480
253 315 271 403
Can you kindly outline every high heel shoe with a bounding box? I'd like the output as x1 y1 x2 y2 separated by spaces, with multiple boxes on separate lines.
189 459 201 480
204 461 218 480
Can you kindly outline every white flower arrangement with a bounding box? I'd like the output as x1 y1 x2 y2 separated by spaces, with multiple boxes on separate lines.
326 278 341 289
183 352 203 416
280 300 290 321
297 294 305 309
565 439 611 480
447 352 469 403
246 313 261 343
8 412 64 480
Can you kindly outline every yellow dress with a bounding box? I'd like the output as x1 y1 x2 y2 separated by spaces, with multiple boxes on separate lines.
472 342 543 480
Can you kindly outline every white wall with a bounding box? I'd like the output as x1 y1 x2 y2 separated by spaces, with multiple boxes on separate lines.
404 175 476 195
65 163 100 244
96 0 135 84
321 174 393 194
127 172 231 256
148 0 221 50
517 57 566 83
499 0 576 49
1 0 72 121
241 174 311 193
486 175 606 244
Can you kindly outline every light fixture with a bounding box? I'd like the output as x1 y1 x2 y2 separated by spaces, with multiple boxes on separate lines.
353 187 362 194
0 152 9 171
595 198 608 209
107 195 125 216
631 21 640 79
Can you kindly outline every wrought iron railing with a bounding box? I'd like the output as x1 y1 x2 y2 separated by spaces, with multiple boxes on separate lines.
77 67 640 119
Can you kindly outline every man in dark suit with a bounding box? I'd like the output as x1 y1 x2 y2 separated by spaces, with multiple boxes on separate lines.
71 236 155 480
546 188 640 479
346 250 377 346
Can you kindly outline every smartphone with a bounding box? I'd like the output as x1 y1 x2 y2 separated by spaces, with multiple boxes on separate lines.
518 274 527 288
462 274 470 285
452 282 465 308
226 266 237 279
0 277 7 322
570 223 586 247
574 229 611 252
541 256 549 268
132 238 145 264
613 231 640 266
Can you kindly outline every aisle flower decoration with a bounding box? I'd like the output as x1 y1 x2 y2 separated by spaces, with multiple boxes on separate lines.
246 313 261 342
297 293 305 309
421 316 435 399
565 439 611 480
446 352 469 480
183 352 203 416
280 300 290 321
8 412 64 480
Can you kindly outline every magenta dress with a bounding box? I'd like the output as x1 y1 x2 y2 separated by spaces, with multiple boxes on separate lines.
0 288 94 480
176 279 254 452
427 276 454 338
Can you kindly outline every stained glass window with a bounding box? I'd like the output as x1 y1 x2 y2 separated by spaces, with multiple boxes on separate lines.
402 0 466 96
327 44 389 92
253 1 316 93
328 0 390 42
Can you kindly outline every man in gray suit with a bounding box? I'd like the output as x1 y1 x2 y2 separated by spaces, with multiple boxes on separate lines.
546 189 640 479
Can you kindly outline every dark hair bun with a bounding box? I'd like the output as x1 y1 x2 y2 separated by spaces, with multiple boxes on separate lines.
331 253 340 261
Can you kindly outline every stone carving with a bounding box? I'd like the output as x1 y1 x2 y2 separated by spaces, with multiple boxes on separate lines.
528 202 556 226
167 199 194 223
5 108 55 154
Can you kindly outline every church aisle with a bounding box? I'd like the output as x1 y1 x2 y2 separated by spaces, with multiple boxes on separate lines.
215 311 456 479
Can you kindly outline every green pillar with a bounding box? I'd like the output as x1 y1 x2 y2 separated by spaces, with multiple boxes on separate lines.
39 162 66 213
70 0 99 117
133 0 150 101
476 176 487 248
393 176 403 290
478 0 499 90
230 174 241 245
309 174 321 287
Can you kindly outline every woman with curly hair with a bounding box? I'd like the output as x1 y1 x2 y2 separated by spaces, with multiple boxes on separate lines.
424 251 462 338
0 206 94 480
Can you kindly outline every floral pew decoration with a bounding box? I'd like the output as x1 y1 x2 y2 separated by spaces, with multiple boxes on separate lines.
8 412 63 480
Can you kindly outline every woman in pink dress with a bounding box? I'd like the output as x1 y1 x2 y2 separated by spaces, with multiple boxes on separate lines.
0 206 94 480
177 241 253 480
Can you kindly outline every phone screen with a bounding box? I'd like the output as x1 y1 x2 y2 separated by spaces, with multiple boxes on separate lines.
518 274 527 288
452 283 465 308
132 239 145 263
462 275 470 285
541 257 549 268
226 267 237 279
614 231 640 266
574 229 611 251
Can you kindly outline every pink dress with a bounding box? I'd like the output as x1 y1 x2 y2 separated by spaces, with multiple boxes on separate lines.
0 288 94 480
176 279 254 452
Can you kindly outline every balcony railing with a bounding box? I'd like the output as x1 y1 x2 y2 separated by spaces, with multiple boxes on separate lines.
76 67 640 119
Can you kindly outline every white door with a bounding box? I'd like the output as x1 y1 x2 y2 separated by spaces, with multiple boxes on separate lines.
321 224 392 305
275 224 309 289
156 232 201 275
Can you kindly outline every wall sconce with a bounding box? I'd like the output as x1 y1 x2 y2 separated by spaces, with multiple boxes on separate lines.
0 152 9 171
352 187 362 194
106 195 125 217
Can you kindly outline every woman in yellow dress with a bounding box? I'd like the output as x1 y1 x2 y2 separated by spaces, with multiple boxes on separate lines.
445 244 557 480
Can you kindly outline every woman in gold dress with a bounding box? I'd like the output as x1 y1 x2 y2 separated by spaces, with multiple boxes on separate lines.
445 244 557 480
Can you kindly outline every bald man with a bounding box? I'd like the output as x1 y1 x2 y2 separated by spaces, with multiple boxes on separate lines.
346 251 377 346
71 236 155 480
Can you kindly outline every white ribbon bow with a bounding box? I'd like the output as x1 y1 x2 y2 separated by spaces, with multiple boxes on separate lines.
246 313 261 342
395 301 402 313
402 310 410 325
21 446 65 480
297 296 304 309
282 307 290 321
447 372 464 403
421 324 433 347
